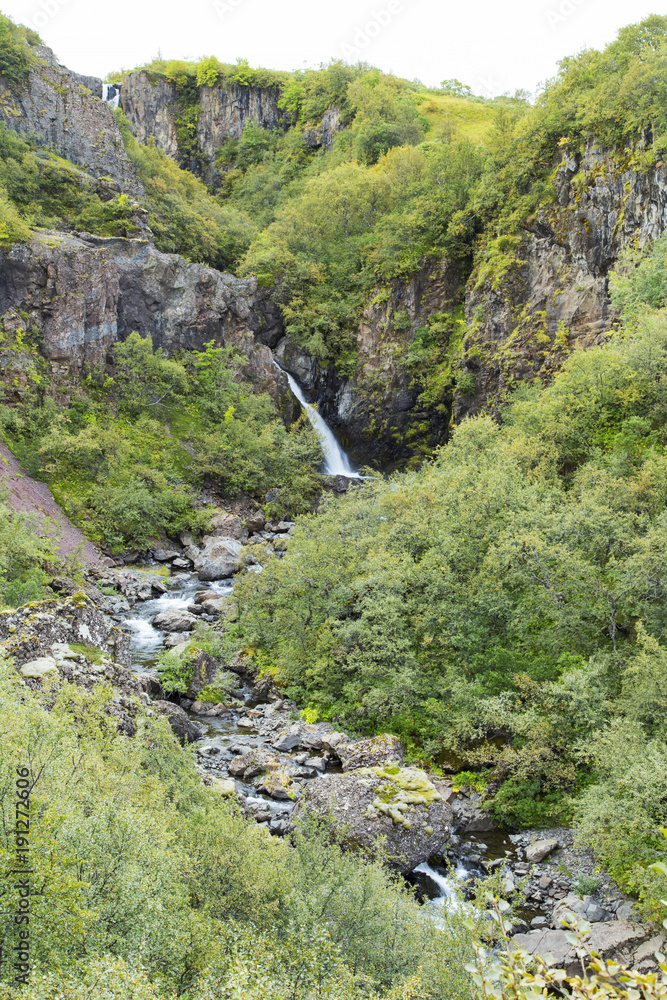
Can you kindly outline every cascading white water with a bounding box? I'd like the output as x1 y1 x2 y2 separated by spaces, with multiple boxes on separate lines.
101 83 121 109
413 860 470 914
282 370 361 478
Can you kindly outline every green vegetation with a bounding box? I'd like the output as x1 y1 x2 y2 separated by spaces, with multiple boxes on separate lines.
0 330 320 552
223 16 667 371
0 124 141 243
233 235 667 911
105 57 516 368
155 625 239 699
0 657 516 1000
0 490 52 607
4 11 667 976
0 13 39 83
123 54 290 95
118 113 257 271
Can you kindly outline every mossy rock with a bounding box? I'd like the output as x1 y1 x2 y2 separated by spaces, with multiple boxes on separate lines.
293 766 454 872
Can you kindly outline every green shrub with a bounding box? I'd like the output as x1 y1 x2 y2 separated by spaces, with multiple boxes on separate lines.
488 776 572 829
574 874 601 895
0 189 31 244
0 13 38 83
0 657 496 999
232 267 667 895
0 335 320 551
199 670 240 703
0 492 52 608
452 770 489 794
156 646 195 695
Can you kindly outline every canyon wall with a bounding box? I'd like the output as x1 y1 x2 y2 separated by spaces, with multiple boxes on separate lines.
120 72 284 189
458 143 667 420
0 46 141 195
0 231 293 417
271 256 462 469
274 144 667 467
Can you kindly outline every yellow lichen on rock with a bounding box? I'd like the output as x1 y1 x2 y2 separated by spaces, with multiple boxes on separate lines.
360 766 443 825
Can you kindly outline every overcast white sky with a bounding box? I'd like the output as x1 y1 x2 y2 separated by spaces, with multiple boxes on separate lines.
4 0 662 97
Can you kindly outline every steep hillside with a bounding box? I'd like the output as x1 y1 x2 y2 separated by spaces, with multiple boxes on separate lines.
106 20 667 467
0 42 140 194
3 12 667 1000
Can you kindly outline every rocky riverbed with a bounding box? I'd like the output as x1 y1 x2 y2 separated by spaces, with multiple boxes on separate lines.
0 513 662 974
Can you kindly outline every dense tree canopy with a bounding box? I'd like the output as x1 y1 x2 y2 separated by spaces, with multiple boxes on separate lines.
233 237 667 910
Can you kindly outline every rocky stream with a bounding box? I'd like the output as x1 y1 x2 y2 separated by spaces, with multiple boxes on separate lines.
0 383 662 976
89 507 662 977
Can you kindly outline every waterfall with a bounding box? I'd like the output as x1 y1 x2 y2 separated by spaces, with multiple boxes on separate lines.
281 370 361 478
413 861 470 915
102 83 121 109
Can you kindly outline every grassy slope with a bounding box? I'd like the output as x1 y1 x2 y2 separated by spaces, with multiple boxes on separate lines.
416 92 496 145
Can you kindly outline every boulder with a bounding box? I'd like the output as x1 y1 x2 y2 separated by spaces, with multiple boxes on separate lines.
152 609 198 632
335 734 404 771
190 701 213 714
0 603 150 734
211 778 237 797
634 935 666 965
525 838 559 863
321 731 347 753
588 920 651 957
164 633 192 648
258 768 295 800
185 650 220 700
20 657 58 679
49 576 106 605
245 511 266 534
451 794 494 833
135 670 163 699
152 548 179 562
0 593 131 668
552 894 612 928
172 558 192 570
228 650 252 675
511 921 650 976
616 901 640 922
510 929 576 973
251 674 280 703
208 513 247 540
153 701 206 744
294 765 454 872
194 536 244 581
273 733 303 752
200 597 224 613
228 749 280 780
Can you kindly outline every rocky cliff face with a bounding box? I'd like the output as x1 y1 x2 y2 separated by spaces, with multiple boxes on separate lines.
0 231 292 413
0 46 141 195
275 143 667 468
272 256 462 469
458 142 667 420
120 72 284 189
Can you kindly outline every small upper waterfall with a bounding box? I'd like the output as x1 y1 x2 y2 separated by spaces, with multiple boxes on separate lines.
282 370 361 478
101 83 121 109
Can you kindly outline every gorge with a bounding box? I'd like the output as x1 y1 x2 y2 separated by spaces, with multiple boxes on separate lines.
2 10 667 1000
